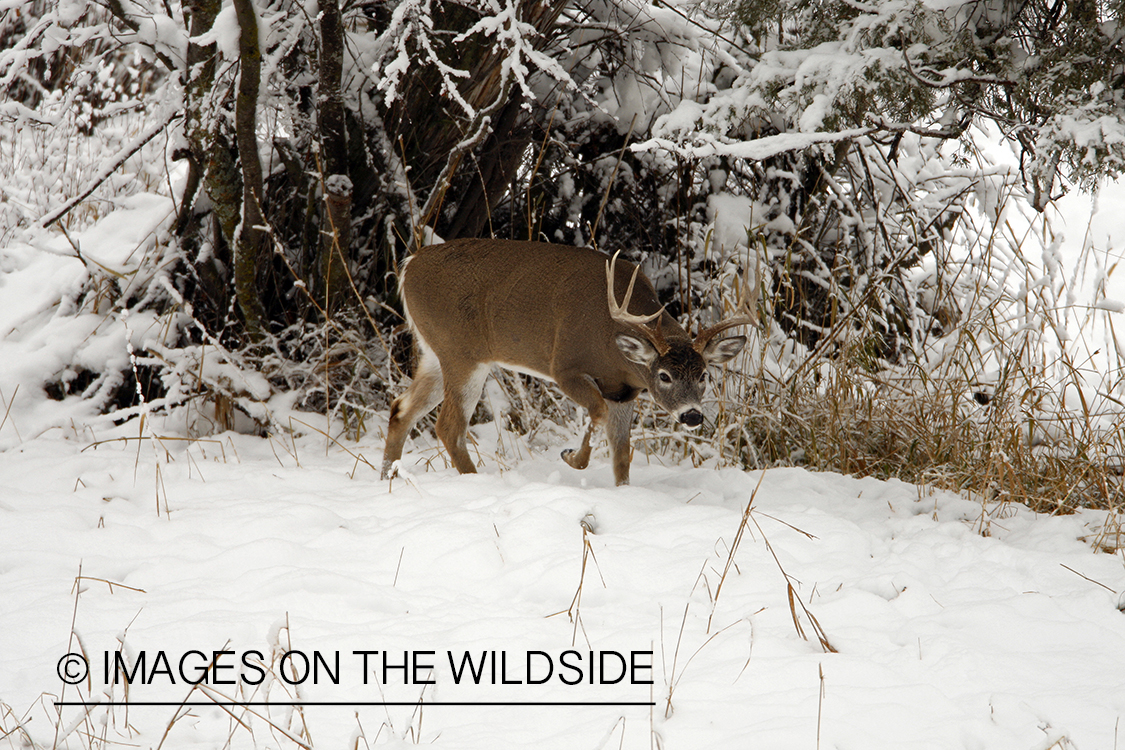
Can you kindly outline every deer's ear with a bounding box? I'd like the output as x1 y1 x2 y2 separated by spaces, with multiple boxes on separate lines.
616 333 658 367
701 335 746 365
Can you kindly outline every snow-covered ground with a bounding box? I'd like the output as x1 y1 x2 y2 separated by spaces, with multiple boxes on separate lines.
2 411 1124 749
2 200 1125 750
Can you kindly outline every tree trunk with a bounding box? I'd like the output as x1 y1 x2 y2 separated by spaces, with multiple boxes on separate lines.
317 0 352 315
390 0 569 243
178 0 238 327
178 0 222 234
232 0 268 339
443 92 530 239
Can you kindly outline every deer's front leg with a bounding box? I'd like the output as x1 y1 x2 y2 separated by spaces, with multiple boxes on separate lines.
605 399 635 485
555 373 608 472
561 420 596 471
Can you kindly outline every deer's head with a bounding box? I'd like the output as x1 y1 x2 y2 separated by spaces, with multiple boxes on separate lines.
607 252 754 428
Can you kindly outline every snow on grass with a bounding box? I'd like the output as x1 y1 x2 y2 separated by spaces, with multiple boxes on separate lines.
0 196 178 450
1 413 1123 749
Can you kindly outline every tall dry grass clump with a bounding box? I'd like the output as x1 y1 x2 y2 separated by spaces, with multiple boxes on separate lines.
692 199 1125 518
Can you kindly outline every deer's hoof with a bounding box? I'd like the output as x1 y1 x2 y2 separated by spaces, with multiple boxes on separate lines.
560 448 590 470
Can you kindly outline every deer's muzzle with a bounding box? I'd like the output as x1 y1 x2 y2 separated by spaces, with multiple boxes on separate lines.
679 408 704 429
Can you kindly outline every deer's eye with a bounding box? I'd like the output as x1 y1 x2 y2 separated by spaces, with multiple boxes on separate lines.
658 371 673 385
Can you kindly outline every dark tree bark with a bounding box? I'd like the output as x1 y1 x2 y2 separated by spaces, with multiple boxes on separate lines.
317 0 352 315
443 93 532 240
387 0 569 244
176 0 222 236
176 0 240 329
232 0 268 339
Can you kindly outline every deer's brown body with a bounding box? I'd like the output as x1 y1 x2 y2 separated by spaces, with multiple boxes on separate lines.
382 238 752 485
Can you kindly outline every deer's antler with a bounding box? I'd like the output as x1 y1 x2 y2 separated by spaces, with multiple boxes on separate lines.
693 254 759 352
606 250 668 354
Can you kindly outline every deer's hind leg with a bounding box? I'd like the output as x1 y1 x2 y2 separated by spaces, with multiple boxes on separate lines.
435 363 489 474
382 344 444 478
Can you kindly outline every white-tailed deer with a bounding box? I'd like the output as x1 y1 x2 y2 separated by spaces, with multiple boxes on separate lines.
382 238 756 485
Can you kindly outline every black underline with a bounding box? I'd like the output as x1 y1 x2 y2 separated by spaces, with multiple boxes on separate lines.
55 701 656 707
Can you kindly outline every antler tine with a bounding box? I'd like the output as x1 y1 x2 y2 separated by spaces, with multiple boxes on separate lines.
606 250 664 327
693 253 760 352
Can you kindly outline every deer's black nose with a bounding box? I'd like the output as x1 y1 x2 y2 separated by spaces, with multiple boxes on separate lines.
680 409 703 428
